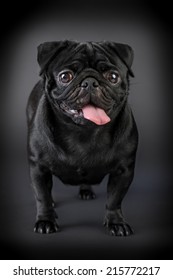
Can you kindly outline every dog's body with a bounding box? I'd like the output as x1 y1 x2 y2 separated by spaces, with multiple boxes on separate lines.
27 41 138 236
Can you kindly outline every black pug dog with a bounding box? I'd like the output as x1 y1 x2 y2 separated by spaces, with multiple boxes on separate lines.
26 40 138 236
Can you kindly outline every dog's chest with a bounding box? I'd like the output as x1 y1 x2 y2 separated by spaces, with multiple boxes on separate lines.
54 163 107 185
49 132 113 185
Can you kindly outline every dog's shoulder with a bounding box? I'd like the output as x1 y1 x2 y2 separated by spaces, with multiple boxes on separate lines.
26 80 44 124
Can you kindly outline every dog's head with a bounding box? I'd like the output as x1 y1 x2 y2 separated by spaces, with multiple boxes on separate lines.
37 40 134 125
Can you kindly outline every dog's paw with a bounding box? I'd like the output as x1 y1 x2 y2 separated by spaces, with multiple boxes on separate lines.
78 189 96 200
34 220 60 234
104 222 133 236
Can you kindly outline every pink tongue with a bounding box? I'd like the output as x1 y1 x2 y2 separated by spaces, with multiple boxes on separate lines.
82 104 111 125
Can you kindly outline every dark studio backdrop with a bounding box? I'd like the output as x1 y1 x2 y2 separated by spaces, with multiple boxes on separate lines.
0 1 172 259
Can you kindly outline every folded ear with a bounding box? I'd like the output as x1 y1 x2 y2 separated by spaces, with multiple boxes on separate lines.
37 41 69 75
101 42 134 77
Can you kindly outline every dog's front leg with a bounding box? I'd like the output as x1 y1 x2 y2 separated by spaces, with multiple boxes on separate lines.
29 162 59 234
104 165 135 236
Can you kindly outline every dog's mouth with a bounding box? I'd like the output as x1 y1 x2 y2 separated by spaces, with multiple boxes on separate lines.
82 104 111 125
59 102 111 125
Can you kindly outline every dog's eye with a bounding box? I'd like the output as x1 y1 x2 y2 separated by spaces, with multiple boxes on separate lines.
58 71 74 84
105 71 120 84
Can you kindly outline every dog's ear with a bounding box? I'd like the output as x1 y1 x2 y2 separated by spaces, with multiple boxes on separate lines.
37 41 69 75
101 42 134 77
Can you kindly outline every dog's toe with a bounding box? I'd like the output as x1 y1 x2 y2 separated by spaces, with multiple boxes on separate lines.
104 223 133 236
34 220 59 234
78 189 96 200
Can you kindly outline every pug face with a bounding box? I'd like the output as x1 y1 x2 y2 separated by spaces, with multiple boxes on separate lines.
38 41 134 125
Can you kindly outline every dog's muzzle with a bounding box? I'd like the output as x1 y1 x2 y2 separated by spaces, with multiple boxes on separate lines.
78 77 111 125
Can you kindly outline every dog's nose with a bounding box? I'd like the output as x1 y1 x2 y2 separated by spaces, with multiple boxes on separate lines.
81 77 99 89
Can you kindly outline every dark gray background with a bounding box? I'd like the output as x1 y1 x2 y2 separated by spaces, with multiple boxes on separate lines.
1 1 172 259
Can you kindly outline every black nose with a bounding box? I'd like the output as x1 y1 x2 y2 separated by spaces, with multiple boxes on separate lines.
81 77 99 89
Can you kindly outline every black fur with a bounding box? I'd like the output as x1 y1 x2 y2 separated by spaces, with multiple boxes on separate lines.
26 41 138 236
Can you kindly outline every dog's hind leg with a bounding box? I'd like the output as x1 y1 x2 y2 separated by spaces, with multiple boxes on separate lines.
78 184 96 200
